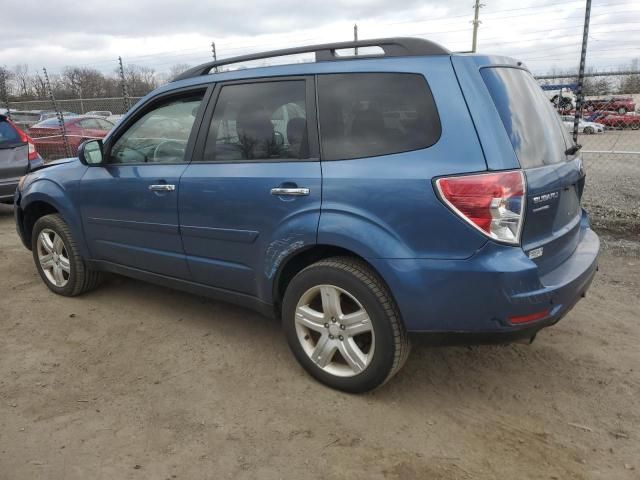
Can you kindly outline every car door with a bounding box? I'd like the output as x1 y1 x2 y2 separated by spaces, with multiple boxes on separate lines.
79 86 210 278
179 77 321 299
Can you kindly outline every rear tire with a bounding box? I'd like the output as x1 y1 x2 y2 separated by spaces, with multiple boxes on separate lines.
618 107 627 115
32 214 102 296
282 257 410 393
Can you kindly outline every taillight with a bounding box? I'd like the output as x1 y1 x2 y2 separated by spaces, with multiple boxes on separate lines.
435 170 526 245
6 118 39 161
27 140 38 161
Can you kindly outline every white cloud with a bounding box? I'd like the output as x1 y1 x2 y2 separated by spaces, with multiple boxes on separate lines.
0 0 638 75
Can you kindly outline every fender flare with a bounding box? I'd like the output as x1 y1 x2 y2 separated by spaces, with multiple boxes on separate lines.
20 179 90 258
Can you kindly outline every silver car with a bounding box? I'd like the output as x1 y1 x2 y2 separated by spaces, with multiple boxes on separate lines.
561 115 605 134
0 114 43 203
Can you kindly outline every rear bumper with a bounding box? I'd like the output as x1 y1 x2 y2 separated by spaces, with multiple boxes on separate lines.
370 213 599 334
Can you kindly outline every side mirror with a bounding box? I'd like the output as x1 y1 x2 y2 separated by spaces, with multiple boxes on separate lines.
78 139 104 166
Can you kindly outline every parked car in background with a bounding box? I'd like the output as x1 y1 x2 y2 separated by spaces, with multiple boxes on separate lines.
7 110 77 130
596 112 640 130
560 115 605 134
85 111 113 118
584 96 636 115
0 114 43 203
27 116 114 160
14 38 599 392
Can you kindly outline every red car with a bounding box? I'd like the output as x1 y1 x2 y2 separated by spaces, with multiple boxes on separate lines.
584 96 636 115
28 116 114 160
597 112 640 130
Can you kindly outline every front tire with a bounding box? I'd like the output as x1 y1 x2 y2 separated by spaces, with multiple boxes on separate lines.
584 126 594 134
282 257 410 393
32 214 102 296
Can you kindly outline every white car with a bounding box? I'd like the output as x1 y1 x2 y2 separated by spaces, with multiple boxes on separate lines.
561 115 605 134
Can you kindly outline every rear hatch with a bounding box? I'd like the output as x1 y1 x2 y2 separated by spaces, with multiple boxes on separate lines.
0 116 29 182
480 67 585 275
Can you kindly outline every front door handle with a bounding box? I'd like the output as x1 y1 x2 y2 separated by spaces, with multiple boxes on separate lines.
149 184 176 192
270 187 310 196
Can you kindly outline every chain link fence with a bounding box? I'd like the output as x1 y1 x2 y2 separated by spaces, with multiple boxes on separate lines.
1 51 638 236
4 96 142 160
538 73 640 238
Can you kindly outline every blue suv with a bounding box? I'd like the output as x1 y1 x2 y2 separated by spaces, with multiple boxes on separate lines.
14 38 599 392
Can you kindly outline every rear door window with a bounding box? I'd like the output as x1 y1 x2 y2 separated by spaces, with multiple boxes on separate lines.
317 73 441 161
481 67 572 169
203 80 309 161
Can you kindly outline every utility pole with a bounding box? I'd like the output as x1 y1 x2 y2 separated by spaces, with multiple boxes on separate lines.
118 56 131 112
573 0 592 144
211 42 218 72
471 0 484 53
354 24 358 55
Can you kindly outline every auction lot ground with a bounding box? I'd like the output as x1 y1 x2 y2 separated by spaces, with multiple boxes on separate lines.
1 203 639 477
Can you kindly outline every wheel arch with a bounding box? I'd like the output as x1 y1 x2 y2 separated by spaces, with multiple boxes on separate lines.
20 181 89 257
272 244 398 321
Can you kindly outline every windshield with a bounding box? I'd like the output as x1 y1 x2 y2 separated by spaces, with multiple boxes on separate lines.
481 67 574 169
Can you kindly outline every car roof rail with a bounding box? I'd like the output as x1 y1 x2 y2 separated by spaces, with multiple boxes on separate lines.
171 37 450 82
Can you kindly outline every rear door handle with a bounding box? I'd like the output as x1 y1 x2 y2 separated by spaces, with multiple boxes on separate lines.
149 184 176 192
270 187 310 196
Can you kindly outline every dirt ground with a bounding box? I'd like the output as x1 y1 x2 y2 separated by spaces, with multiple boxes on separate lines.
0 202 638 480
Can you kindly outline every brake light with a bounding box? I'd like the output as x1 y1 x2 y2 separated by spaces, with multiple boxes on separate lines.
435 170 525 245
6 118 39 161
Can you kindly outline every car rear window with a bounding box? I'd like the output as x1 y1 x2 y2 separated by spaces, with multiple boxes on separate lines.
481 67 572 168
317 73 441 161
0 119 21 145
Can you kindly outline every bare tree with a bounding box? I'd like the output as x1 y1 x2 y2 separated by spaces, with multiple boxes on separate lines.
13 64 32 98
168 63 191 79
0 66 14 97
31 71 48 98
618 58 640 94
121 64 158 96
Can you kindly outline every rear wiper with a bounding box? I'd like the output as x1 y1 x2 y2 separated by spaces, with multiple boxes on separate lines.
565 144 582 155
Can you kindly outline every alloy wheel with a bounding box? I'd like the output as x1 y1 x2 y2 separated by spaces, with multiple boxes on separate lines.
37 229 70 287
294 284 375 377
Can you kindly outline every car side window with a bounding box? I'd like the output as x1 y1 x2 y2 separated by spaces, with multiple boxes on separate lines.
96 119 114 130
203 81 308 162
79 119 101 130
317 73 441 161
109 93 204 164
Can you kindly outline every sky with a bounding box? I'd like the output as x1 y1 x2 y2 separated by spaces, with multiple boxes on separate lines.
0 0 639 77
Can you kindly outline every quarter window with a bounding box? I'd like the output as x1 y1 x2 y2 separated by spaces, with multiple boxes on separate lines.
79 119 101 130
109 93 204 164
203 81 309 161
317 73 441 161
